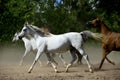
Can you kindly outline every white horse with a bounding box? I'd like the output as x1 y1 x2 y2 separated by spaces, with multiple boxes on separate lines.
12 32 68 66
18 23 101 73
12 32 42 65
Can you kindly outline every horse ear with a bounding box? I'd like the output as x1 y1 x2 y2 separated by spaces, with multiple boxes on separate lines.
43 27 49 33
24 21 29 26
96 17 100 21
14 32 18 35
41 27 45 33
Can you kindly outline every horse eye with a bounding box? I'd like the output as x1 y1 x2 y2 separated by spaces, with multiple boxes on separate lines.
23 29 27 32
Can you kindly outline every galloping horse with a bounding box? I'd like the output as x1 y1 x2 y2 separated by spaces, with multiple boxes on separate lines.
12 32 63 66
86 17 120 69
12 25 83 66
35 27 83 64
18 22 97 73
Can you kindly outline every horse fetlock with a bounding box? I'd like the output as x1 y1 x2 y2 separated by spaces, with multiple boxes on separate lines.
53 66 58 73
28 68 32 73
66 64 72 68
55 69 58 73
65 64 72 72
89 68 94 73
112 62 115 65
65 67 69 72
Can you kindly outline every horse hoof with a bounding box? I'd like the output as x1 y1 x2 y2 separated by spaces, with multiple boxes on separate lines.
90 69 94 73
28 71 31 73
19 63 22 66
55 70 59 73
64 63 68 67
65 70 68 73
65 69 69 72
112 62 115 65
89 67 94 73
28 69 32 73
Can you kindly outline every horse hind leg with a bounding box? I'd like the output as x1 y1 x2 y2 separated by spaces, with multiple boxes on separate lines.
75 50 83 64
58 53 67 66
66 49 77 72
45 52 58 73
99 49 110 69
77 48 93 73
45 52 58 66
106 57 115 65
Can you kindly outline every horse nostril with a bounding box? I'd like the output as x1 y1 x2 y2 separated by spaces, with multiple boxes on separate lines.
86 22 89 25
85 22 92 26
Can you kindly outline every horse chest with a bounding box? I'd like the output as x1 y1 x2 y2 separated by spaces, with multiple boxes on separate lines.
30 39 38 50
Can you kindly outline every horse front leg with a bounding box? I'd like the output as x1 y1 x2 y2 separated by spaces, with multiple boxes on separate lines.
32 52 42 66
28 49 43 73
19 49 30 66
28 51 58 73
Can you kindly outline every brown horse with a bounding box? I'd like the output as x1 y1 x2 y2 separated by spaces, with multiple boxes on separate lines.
86 17 120 69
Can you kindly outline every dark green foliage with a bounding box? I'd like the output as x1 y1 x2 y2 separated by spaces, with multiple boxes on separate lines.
0 0 120 44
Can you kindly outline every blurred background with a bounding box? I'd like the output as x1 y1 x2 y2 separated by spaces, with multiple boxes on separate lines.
0 0 120 44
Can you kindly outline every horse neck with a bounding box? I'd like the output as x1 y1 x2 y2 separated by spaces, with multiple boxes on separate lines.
33 33 40 39
46 32 54 37
101 22 111 34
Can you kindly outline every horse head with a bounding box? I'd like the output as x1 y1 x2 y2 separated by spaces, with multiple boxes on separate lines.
18 22 32 39
19 22 46 39
86 17 102 28
12 32 20 43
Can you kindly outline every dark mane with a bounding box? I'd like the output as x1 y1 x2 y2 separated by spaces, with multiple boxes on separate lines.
28 25 45 37
101 21 111 31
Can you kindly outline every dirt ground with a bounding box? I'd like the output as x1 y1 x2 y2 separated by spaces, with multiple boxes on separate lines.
0 42 120 80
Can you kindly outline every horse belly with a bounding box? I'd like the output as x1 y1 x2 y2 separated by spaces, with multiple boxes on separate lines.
49 46 69 53
114 46 120 51
114 48 120 51
47 41 70 53
113 41 120 51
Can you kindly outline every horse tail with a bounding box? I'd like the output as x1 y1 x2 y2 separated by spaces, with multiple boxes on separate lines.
80 30 102 41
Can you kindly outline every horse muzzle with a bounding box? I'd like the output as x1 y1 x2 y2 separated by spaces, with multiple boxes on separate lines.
85 21 92 26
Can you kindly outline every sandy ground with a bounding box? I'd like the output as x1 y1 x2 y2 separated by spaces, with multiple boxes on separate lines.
0 42 120 80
